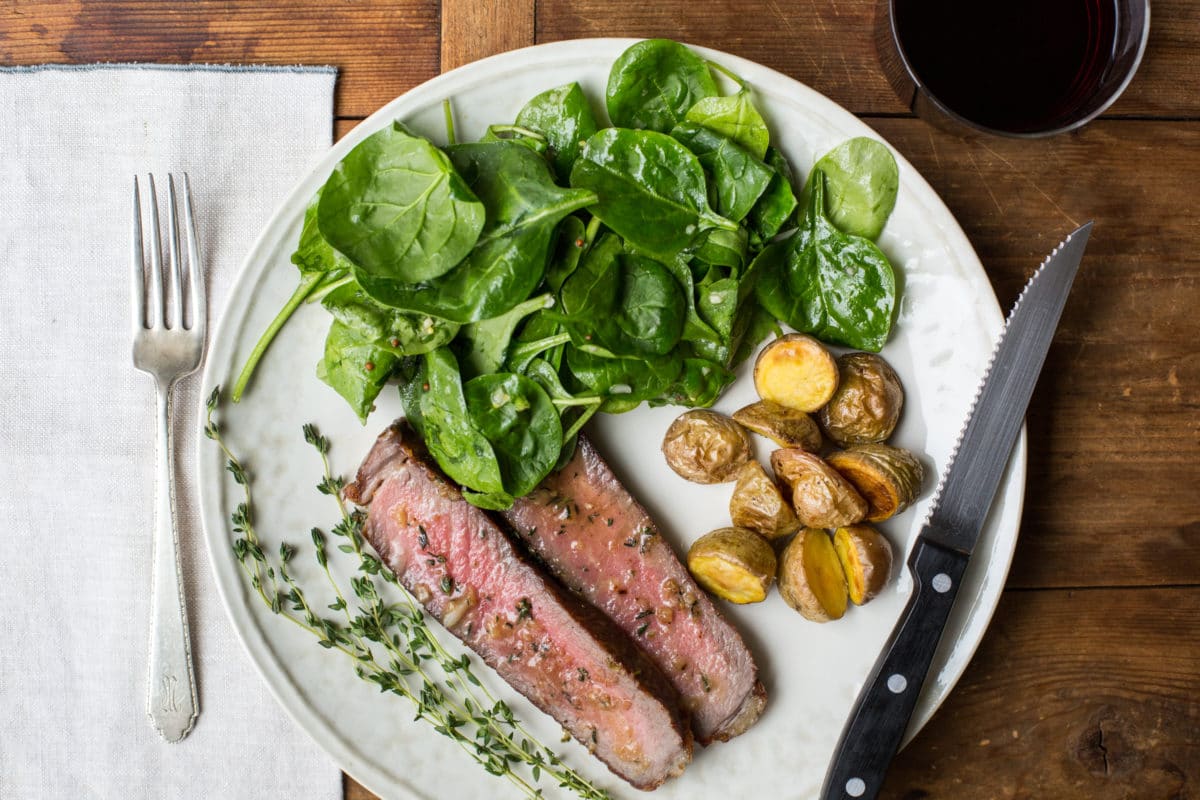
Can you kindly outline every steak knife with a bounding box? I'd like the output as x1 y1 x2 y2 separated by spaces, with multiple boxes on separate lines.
820 221 1093 800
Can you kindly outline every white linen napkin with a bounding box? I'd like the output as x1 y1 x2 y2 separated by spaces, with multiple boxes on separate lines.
0 64 343 799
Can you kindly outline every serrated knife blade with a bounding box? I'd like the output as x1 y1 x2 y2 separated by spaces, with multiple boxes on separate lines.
819 221 1093 800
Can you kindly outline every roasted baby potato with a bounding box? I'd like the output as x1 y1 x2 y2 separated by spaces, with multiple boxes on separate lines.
778 528 848 622
818 353 904 446
732 400 822 452
771 448 868 528
687 527 777 604
729 461 800 541
662 410 753 484
826 444 923 522
833 524 893 605
753 333 839 413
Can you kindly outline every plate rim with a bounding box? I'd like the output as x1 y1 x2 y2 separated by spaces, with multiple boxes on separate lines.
196 36 1026 799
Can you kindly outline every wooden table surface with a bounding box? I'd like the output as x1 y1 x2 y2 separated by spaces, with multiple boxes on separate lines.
7 1 1197 797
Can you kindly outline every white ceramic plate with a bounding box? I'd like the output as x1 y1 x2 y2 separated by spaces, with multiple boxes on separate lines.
198 38 1024 800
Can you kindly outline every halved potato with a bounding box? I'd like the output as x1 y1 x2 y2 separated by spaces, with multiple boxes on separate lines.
687 527 776 604
818 352 904 446
753 333 839 413
771 448 868 528
732 400 822 452
778 528 848 622
826 444 923 522
729 461 800 541
833 525 893 605
662 409 753 484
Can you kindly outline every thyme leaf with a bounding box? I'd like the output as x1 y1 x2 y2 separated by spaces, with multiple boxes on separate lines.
205 387 611 800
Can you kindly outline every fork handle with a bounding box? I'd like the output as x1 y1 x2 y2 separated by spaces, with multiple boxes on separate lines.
147 382 199 742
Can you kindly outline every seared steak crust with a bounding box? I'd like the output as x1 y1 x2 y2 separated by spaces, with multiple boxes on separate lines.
502 436 766 744
344 423 693 789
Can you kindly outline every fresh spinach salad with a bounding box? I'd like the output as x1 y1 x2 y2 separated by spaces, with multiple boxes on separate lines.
233 38 901 510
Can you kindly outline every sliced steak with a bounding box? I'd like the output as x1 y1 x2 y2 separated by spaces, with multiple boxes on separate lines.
344 423 693 790
502 436 766 744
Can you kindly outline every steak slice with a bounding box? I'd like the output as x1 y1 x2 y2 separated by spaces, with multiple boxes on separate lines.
502 436 766 744
344 423 693 790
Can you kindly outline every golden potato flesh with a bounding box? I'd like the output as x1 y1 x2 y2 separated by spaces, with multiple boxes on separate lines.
833 525 893 605
687 527 776 604
778 528 848 622
662 410 753 484
753 333 839 413
770 448 868 528
819 353 904 446
732 400 822 452
826 444 923 522
729 461 800 541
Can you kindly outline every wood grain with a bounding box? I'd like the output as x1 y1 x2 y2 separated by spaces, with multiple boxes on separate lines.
884 587 1200 799
3 2 1196 798
440 0 534 72
867 119 1200 590
534 0 1200 119
0 0 440 117
347 587 1200 799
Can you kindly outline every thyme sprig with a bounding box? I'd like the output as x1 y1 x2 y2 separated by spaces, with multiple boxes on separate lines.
205 387 611 800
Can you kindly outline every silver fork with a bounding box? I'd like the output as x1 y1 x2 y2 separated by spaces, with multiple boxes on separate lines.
132 174 205 742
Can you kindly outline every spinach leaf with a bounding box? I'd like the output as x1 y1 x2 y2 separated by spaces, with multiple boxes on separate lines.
694 227 749 271
570 128 736 262
419 348 506 496
357 141 596 323
515 82 599 182
293 192 354 278
464 372 562 498
731 301 782 367
654 356 735 408
318 122 485 283
564 346 681 411
232 192 354 402
506 311 570 374
747 146 799 244
396 357 427 438
321 283 458 356
559 236 685 357
606 39 718 132
457 294 552 378
611 253 686 356
801 137 899 240
316 321 399 423
657 256 724 356
670 124 773 222
697 273 741 348
684 88 770 160
756 170 896 351
545 215 586 293
481 124 549 155
559 232 623 321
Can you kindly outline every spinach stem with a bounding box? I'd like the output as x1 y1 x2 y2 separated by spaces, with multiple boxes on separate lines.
583 215 602 249
507 332 572 368
562 400 601 441
305 274 354 304
231 272 325 402
443 99 457 146
706 59 748 90
488 124 546 142
551 395 603 409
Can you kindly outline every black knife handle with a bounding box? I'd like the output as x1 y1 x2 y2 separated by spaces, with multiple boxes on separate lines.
819 536 969 800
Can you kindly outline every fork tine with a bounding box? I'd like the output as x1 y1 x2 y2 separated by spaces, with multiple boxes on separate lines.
131 176 146 332
181 173 205 336
166 175 185 330
146 175 164 329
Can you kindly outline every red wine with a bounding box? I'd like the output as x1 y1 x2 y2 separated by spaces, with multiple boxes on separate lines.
892 0 1118 134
